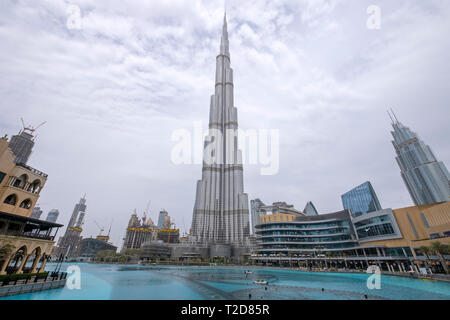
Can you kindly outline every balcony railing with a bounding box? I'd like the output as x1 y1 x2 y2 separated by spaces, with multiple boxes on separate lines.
5 183 40 196
0 271 67 287
0 230 54 241
15 163 48 178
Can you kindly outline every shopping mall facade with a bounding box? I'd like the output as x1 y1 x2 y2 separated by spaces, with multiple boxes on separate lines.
252 201 450 273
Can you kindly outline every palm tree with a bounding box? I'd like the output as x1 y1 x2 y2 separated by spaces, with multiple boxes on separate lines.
343 252 349 269
419 246 432 273
325 251 332 269
430 242 449 274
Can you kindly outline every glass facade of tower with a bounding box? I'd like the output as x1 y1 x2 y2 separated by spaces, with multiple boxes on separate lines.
354 214 395 239
9 131 34 164
30 206 43 219
53 197 87 258
46 209 59 223
250 199 266 234
341 181 382 217
157 210 168 229
303 201 318 216
391 119 450 205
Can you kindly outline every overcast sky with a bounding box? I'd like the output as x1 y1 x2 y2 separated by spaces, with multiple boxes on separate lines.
1 0 449 248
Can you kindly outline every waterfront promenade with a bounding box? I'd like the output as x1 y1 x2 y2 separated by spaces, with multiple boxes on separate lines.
0 271 67 297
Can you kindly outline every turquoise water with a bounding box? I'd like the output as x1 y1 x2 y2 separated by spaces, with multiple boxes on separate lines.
1 263 450 300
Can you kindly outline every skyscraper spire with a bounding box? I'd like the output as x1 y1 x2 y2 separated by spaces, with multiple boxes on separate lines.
387 109 395 124
390 108 399 123
191 14 249 245
220 12 230 57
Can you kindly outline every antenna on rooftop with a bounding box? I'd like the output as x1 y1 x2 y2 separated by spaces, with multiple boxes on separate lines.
387 109 394 124
390 108 399 123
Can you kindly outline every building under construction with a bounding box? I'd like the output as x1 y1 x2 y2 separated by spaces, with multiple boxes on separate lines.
122 211 156 251
8 119 46 165
157 229 180 244
76 237 117 259
53 196 87 258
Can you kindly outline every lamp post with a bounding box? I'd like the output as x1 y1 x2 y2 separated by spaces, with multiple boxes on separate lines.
55 253 67 274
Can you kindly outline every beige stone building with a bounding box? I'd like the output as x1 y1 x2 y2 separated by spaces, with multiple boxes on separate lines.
0 135 62 275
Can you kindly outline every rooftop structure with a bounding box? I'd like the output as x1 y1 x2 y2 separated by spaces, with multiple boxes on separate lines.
303 201 318 216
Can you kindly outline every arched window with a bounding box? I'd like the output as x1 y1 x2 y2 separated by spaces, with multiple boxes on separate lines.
13 174 28 189
19 199 33 209
3 194 17 206
7 246 28 274
27 179 41 193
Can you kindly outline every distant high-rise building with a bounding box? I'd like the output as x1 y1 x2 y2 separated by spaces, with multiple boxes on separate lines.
8 120 46 165
250 199 266 234
190 14 250 245
341 181 382 217
67 196 87 229
46 209 59 223
8 130 34 164
76 238 117 259
128 211 140 227
251 200 307 233
303 201 318 216
263 202 303 215
122 211 156 251
53 196 87 258
389 112 450 205
30 206 43 219
157 210 168 229
162 214 172 229
157 229 180 243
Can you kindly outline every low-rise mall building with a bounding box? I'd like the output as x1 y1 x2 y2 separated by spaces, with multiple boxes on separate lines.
252 201 450 274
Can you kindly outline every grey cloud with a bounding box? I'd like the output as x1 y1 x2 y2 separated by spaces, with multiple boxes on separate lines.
0 0 449 247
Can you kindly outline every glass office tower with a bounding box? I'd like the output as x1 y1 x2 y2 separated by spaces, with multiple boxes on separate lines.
341 181 382 217
46 209 59 223
390 114 450 205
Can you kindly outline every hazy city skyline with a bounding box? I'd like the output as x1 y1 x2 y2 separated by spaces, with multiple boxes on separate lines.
1 0 449 247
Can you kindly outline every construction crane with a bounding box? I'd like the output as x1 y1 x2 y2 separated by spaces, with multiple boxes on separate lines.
107 219 113 237
20 118 47 135
143 200 151 225
144 200 151 216
94 220 105 235
94 220 110 242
